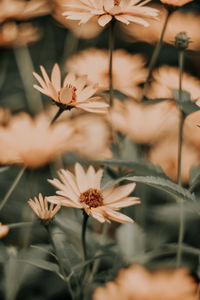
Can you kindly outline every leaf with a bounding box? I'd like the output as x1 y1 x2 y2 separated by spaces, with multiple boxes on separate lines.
143 97 173 104
189 165 200 192
173 89 200 115
20 258 60 275
104 175 196 202
0 166 9 173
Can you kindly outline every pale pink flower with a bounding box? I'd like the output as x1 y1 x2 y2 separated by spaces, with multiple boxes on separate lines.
63 0 159 27
93 265 198 300
47 163 140 223
33 64 109 114
28 193 61 220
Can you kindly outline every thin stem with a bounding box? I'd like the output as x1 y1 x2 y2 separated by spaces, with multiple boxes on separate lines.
176 50 185 267
0 167 26 211
109 19 115 107
45 225 75 300
14 46 44 113
50 107 64 125
142 10 171 97
81 211 89 261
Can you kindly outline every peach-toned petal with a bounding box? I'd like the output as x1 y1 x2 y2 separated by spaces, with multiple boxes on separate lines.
51 63 61 91
75 162 88 192
104 183 136 204
105 197 140 208
98 14 112 26
104 207 134 223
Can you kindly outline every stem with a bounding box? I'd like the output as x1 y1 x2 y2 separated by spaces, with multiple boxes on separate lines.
0 167 26 211
50 107 64 125
14 46 44 113
81 211 89 261
142 10 171 97
109 19 115 107
45 225 75 300
176 50 185 267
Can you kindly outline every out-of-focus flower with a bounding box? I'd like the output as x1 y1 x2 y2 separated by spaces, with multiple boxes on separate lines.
0 107 11 126
93 265 198 300
33 64 109 114
160 0 194 7
0 0 52 23
109 99 179 145
72 113 112 159
148 137 200 184
122 6 200 51
63 0 159 27
47 163 140 223
52 0 103 39
66 48 147 99
0 22 42 48
0 112 77 168
28 193 61 221
0 223 9 239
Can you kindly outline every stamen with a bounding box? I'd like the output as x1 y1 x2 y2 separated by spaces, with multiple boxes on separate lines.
114 0 121 5
79 188 104 208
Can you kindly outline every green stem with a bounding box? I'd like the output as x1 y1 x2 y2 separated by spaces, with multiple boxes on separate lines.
81 211 89 261
14 46 44 113
142 10 171 97
45 225 75 300
0 167 26 211
109 19 115 107
176 50 185 267
50 107 64 125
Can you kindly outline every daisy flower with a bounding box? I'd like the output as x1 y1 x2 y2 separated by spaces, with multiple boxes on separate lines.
47 163 140 223
28 193 61 221
93 265 198 300
63 0 159 27
33 64 109 114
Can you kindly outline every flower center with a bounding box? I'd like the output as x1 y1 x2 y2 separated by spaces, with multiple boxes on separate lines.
79 188 104 208
58 84 77 106
114 0 120 5
67 84 77 102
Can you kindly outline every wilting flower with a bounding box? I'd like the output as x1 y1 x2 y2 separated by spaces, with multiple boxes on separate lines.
160 0 194 7
109 99 179 145
33 64 109 114
0 22 42 48
66 48 147 99
28 193 61 221
52 0 103 39
71 113 112 159
0 112 77 168
148 137 200 184
47 163 140 223
93 265 198 300
63 0 159 27
122 7 200 51
0 223 9 239
0 0 51 23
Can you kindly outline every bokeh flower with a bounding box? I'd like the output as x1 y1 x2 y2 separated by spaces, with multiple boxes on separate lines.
0 112 77 168
33 64 109 114
47 163 140 223
160 0 194 7
93 265 198 300
0 223 9 239
63 0 159 27
28 193 61 221
52 0 103 39
66 48 147 99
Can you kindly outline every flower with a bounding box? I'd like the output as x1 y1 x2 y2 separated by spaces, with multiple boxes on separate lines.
122 7 200 51
71 113 112 159
65 48 147 99
0 107 11 126
63 0 159 27
0 0 51 23
47 163 140 223
28 193 61 221
160 0 194 7
93 265 198 300
33 64 109 114
0 223 9 238
52 0 103 39
148 137 200 184
0 22 42 48
0 112 77 168
109 98 179 145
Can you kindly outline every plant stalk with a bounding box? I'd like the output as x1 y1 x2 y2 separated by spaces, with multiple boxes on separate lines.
109 19 115 107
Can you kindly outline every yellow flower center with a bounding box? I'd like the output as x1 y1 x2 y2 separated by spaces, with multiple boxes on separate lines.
114 0 120 5
79 188 104 208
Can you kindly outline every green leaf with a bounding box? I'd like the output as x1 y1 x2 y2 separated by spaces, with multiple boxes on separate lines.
173 89 200 115
143 97 173 104
189 165 200 192
20 258 60 275
104 175 196 202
